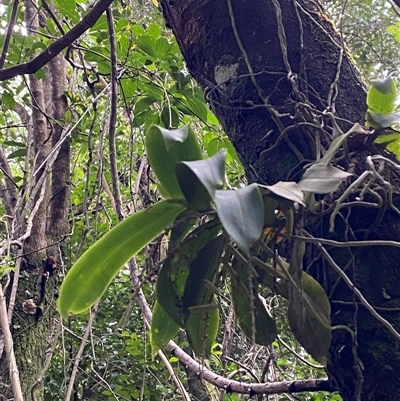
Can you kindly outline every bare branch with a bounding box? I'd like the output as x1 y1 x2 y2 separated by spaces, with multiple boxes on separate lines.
0 284 23 401
0 0 114 81
106 6 123 221
0 0 21 69
64 303 98 401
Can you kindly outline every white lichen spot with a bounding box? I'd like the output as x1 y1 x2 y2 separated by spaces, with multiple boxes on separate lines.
214 63 239 85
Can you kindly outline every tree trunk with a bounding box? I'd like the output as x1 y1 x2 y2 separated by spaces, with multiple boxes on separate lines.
0 1 69 399
160 0 400 400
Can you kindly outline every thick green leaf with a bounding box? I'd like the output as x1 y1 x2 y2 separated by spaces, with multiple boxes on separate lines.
156 219 221 327
320 124 366 164
230 257 277 345
182 236 225 356
58 200 186 318
176 149 226 211
287 242 331 365
150 301 180 357
185 304 219 358
215 184 264 255
145 125 202 199
298 163 352 194
367 111 400 128
288 274 332 365
374 132 400 159
263 196 280 227
261 181 305 205
156 257 185 327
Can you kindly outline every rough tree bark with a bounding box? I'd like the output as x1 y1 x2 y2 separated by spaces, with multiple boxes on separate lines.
0 1 69 399
160 0 400 400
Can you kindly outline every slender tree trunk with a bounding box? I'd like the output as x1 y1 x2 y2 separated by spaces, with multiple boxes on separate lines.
0 2 69 399
160 0 400 400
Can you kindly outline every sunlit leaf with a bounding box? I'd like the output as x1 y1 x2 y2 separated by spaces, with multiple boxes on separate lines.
58 200 186 318
54 0 79 22
150 301 180 357
367 76 397 114
375 132 400 159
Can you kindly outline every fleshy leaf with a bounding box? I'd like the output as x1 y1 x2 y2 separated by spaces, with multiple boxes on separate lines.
287 242 331 365
263 196 280 227
176 149 226 211
145 125 202 199
183 236 225 357
184 305 219 359
298 163 351 194
58 200 186 319
215 184 264 255
156 219 221 327
261 181 305 205
367 111 400 128
374 132 400 159
230 257 277 345
150 301 180 357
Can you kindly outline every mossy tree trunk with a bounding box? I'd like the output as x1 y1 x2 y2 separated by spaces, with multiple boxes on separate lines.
0 1 69 399
160 0 400 400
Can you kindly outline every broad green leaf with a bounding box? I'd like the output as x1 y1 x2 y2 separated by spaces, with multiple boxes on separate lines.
374 132 400 158
367 111 400 128
145 125 203 199
184 304 219 358
215 184 264 255
156 257 185 327
287 242 331 365
58 200 186 319
176 150 226 211
367 76 397 114
150 301 180 357
263 196 280 227
54 0 79 22
387 22 400 42
161 106 180 129
156 219 221 326
298 163 352 194
261 181 305 205
183 236 224 356
288 273 332 365
155 37 171 59
2 92 15 110
184 95 208 121
135 97 158 112
33 69 46 80
91 14 108 33
137 34 157 58
8 148 27 159
230 257 277 345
